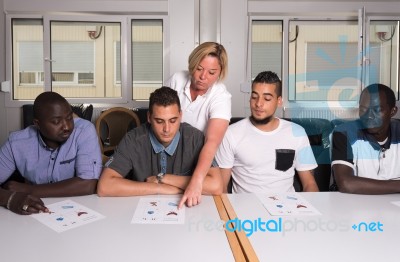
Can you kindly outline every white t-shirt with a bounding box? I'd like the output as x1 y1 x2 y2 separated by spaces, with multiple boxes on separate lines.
216 117 318 193
164 71 232 133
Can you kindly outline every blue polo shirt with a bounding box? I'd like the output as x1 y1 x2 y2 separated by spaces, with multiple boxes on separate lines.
0 118 102 184
149 129 181 174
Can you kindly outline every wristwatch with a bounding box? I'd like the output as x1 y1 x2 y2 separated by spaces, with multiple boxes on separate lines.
156 173 165 184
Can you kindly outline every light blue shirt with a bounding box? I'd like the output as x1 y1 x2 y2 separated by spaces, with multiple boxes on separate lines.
149 129 181 174
0 118 102 184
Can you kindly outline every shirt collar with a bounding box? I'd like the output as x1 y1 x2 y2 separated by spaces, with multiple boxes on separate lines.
382 125 392 150
184 78 215 100
36 130 56 151
358 121 392 151
149 128 180 156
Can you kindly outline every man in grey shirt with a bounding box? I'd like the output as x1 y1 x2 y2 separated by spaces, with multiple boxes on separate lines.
97 87 222 208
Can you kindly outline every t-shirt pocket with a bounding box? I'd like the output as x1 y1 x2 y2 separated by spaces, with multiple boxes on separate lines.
275 149 295 172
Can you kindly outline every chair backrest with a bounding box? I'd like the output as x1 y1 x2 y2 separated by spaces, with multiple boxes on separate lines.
71 104 94 121
95 107 141 155
22 104 35 128
284 118 334 192
22 103 93 128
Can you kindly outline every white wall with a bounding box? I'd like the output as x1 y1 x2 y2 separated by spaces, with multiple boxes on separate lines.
168 0 196 77
221 0 248 117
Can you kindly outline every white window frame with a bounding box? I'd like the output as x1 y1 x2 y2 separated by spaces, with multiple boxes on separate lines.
5 13 169 108
43 15 128 104
129 16 168 103
365 16 400 100
5 14 43 106
248 15 364 110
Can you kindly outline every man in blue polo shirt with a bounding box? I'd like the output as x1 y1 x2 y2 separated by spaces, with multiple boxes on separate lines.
332 83 400 194
97 87 222 208
0 92 102 214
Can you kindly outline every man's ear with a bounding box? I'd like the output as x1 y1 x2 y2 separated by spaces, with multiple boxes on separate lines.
147 111 150 123
391 106 398 117
33 119 40 129
277 96 283 107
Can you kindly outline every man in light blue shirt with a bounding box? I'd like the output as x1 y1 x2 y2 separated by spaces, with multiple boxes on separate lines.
0 92 102 215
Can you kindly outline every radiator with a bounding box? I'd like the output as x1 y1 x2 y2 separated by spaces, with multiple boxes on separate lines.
283 107 358 120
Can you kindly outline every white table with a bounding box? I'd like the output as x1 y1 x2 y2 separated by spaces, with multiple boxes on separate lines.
228 192 400 262
0 195 234 262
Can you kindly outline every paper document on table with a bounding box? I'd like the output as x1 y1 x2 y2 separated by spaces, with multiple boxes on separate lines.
31 199 105 233
257 192 321 216
131 196 185 224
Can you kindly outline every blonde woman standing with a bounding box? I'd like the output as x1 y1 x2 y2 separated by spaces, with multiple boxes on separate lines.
165 42 231 208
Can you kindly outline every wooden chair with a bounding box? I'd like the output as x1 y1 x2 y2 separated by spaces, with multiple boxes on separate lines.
95 107 141 157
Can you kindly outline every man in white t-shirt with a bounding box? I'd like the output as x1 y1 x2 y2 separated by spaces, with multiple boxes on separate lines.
216 71 319 193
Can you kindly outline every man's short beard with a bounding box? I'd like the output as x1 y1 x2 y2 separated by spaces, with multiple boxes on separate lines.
250 115 274 125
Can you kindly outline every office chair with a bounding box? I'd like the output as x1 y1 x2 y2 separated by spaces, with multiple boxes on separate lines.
95 107 141 156
22 104 93 128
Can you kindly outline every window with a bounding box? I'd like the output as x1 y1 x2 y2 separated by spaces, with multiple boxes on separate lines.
9 15 166 103
50 21 121 99
50 41 95 85
288 21 360 102
12 19 44 100
18 40 95 86
131 20 163 100
251 21 282 79
368 20 399 100
250 17 400 105
114 20 163 100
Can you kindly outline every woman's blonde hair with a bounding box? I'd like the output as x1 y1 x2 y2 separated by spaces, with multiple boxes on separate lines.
188 42 228 80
